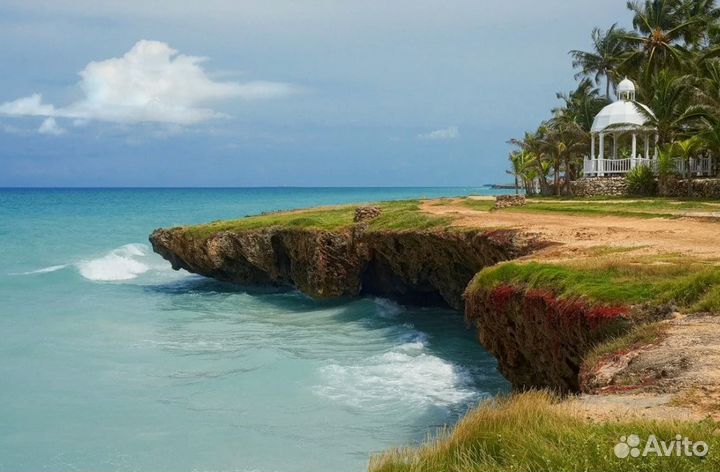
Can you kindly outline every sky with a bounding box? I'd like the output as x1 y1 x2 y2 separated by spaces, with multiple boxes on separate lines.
0 0 630 187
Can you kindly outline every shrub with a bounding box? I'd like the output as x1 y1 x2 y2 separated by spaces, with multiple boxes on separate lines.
626 165 657 196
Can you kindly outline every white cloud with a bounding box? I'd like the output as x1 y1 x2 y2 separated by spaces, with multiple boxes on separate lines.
418 126 459 140
0 94 56 116
38 117 65 135
0 40 296 126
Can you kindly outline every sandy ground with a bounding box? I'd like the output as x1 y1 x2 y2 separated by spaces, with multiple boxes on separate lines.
420 198 720 421
566 313 720 422
421 198 720 260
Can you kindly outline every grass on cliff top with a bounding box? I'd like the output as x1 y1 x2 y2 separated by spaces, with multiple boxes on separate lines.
182 200 453 238
469 256 720 312
462 197 720 218
369 391 720 472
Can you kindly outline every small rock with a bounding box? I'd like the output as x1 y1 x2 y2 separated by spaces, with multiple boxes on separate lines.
354 206 382 222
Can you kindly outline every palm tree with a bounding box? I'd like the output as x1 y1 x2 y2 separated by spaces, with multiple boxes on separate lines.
508 130 552 196
570 25 629 98
507 150 538 195
695 58 720 110
540 120 587 195
635 70 707 145
554 79 610 132
676 0 720 49
670 135 704 194
622 0 698 77
698 120 720 176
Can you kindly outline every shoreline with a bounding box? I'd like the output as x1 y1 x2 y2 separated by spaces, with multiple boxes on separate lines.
150 195 720 469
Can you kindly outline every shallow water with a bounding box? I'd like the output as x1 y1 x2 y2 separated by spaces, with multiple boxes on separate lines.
0 188 509 471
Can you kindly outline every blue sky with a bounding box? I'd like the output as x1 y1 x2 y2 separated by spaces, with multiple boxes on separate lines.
0 0 629 187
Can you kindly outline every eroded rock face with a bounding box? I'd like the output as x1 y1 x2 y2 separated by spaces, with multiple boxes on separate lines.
464 283 631 392
150 227 369 298
150 226 534 310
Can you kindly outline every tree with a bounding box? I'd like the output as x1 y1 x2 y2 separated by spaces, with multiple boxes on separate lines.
570 25 629 98
670 135 703 194
507 150 538 195
676 0 720 49
635 70 706 146
554 79 610 132
622 0 698 77
508 130 553 196
698 120 720 176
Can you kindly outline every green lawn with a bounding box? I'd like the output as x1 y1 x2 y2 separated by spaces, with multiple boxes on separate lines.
462 197 720 219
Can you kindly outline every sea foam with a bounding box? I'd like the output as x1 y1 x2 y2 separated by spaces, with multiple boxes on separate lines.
316 330 476 409
15 264 69 275
76 243 153 281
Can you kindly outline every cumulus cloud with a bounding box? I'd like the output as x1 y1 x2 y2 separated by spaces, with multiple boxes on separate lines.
0 40 296 127
38 117 65 135
417 126 459 140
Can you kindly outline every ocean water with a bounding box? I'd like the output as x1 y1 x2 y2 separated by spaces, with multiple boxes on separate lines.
0 188 510 472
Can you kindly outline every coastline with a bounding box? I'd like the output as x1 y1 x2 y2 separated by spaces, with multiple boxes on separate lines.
150 195 720 470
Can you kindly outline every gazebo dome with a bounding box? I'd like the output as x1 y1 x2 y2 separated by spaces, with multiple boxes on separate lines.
616 77 635 96
590 100 655 133
591 78 655 133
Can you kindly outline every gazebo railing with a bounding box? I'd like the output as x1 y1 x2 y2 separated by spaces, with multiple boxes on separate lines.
674 157 713 176
583 156 712 177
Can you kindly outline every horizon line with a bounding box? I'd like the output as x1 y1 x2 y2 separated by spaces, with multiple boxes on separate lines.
0 185 500 190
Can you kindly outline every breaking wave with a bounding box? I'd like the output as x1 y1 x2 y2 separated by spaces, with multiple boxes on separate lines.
315 329 477 409
16 243 181 282
76 244 152 281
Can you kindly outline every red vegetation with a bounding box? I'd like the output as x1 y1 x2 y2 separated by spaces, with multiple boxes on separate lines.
465 284 631 393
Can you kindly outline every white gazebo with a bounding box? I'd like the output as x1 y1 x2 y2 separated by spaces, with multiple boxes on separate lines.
584 78 658 177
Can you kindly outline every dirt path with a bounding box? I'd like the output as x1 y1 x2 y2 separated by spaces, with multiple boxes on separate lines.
421 198 720 259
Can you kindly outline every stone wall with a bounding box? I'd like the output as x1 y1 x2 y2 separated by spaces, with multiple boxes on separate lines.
570 177 630 197
660 178 720 199
494 195 526 209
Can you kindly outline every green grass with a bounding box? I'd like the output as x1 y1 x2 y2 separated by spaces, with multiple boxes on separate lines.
367 201 453 231
461 197 720 219
469 257 720 311
181 200 453 239
461 198 497 211
369 391 720 472
583 322 667 372
184 206 357 238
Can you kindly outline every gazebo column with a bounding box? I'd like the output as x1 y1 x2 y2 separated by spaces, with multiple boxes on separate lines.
654 132 659 159
644 133 650 159
612 133 618 159
590 133 596 176
631 133 637 168
599 132 605 177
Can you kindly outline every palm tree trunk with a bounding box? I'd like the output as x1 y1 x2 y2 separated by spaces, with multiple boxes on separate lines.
606 76 611 99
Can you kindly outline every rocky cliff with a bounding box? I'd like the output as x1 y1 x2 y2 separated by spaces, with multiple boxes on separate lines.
150 221 535 310
464 282 632 392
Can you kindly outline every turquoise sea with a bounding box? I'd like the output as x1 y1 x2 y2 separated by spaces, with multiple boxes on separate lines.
0 188 510 472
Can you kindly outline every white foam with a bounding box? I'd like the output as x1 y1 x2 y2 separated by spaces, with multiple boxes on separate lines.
76 244 152 281
13 264 69 275
315 337 476 409
372 297 403 318
14 242 184 283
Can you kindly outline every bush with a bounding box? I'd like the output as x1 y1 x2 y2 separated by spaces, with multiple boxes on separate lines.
626 165 658 196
